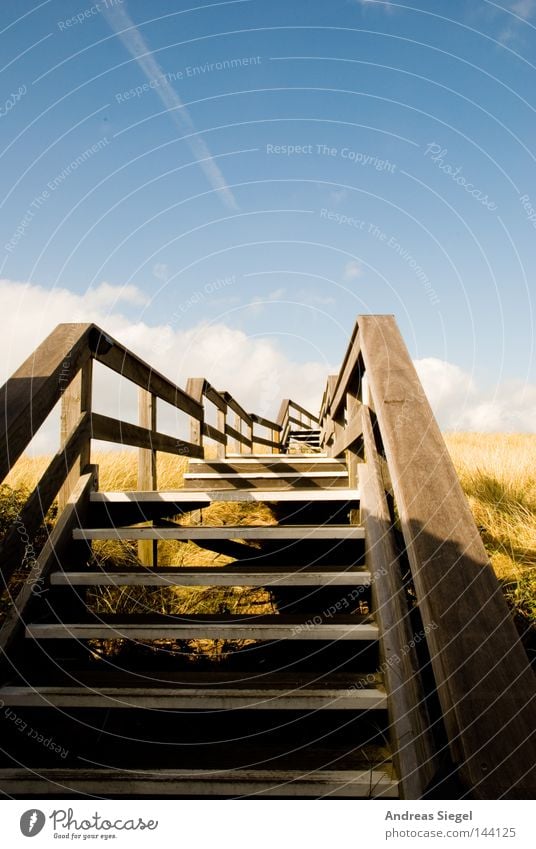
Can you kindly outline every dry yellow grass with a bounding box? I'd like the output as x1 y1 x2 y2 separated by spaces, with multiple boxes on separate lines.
2 435 535 628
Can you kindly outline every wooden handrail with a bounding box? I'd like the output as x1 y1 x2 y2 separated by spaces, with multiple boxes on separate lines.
318 314 536 799
0 323 94 482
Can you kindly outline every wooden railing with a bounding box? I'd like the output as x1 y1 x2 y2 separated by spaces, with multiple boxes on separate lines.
318 314 536 800
2 315 533 799
0 323 295 585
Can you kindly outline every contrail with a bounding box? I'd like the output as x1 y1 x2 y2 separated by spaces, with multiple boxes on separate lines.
102 3 238 209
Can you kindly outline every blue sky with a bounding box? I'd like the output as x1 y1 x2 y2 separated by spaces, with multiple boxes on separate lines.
1 0 535 434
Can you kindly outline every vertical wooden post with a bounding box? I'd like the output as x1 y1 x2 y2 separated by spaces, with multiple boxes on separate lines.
245 419 253 454
234 413 243 454
217 402 226 459
272 427 280 454
138 388 157 567
58 359 93 512
345 387 361 489
186 378 205 455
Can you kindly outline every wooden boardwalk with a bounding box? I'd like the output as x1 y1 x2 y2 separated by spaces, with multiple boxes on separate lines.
0 315 534 799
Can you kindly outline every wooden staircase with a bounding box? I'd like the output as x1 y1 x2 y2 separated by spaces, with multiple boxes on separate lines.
0 315 534 800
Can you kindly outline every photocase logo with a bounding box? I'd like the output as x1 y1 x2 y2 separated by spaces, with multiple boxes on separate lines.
20 809 46 837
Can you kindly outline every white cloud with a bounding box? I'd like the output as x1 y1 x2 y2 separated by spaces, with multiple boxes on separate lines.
342 260 362 281
2 280 534 458
1 279 333 454
415 357 536 432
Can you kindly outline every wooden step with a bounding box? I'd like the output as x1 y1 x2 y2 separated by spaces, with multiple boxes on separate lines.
26 614 378 641
0 767 398 797
187 460 346 472
223 453 329 461
183 476 350 490
0 683 387 710
73 525 365 541
183 471 348 480
91 489 360 504
50 566 372 587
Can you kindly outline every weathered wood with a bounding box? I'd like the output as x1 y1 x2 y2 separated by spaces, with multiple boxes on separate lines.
26 614 378 641
137 389 157 567
201 422 226 444
288 400 320 424
250 433 281 449
0 413 90 586
221 391 253 426
73 525 366 541
185 377 205 450
329 333 362 418
0 470 96 655
92 488 360 503
58 360 93 511
202 382 227 412
0 768 398 798
91 413 203 458
50 567 372 587
216 395 226 459
250 413 282 431
0 323 93 482
359 314 536 799
329 411 363 459
360 405 437 799
97 340 202 419
0 684 386 710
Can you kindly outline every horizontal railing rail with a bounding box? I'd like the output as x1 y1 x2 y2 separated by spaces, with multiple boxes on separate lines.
0 323 312 581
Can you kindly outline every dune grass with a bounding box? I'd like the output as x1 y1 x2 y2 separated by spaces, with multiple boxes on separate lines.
1 436 535 641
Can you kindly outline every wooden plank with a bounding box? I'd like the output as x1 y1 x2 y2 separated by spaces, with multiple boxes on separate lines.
360 405 437 799
359 314 536 799
137 388 157 567
250 413 282 431
289 401 320 424
329 413 364 459
329 334 362 418
0 470 96 655
0 684 386 710
224 423 249 445
201 422 226 444
202 382 227 412
183 471 348 480
96 340 202 419
58 359 93 511
220 391 253 426
92 489 360 503
185 378 205 450
187 460 346 472
26 616 378 641
0 768 398 798
250 433 280 449
73 525 366 541
0 323 93 481
50 568 372 587
0 413 91 586
91 413 203 458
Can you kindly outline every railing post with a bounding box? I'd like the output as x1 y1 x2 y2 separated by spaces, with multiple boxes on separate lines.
186 378 205 455
245 419 253 454
58 359 93 512
137 388 157 567
234 413 243 454
272 427 280 454
217 399 226 459
345 386 361 489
